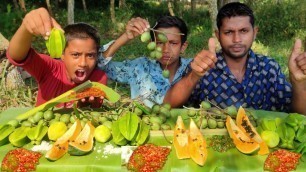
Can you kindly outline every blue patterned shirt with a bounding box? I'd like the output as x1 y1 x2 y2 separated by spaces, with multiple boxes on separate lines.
98 43 192 107
187 49 292 111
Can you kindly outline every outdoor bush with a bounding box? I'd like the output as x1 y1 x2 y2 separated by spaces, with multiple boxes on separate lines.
255 1 304 43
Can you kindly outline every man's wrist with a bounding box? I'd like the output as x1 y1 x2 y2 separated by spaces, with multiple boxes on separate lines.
186 71 201 87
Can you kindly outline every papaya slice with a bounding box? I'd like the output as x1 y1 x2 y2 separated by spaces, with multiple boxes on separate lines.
188 119 207 166
173 116 190 159
45 120 82 161
45 141 69 161
236 107 269 155
69 122 95 155
226 116 260 154
236 107 262 142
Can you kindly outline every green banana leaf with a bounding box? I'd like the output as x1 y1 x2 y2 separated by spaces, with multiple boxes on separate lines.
16 81 120 121
1 108 306 172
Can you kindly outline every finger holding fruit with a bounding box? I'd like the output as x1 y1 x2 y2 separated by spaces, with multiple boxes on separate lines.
125 17 150 40
22 7 62 40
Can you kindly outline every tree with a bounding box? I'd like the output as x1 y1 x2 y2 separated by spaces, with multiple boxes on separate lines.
18 0 26 12
119 0 126 8
68 0 74 24
207 0 218 36
217 0 238 10
55 0 59 8
46 0 53 16
191 0 196 16
13 0 19 9
167 0 175 16
110 0 116 24
82 0 88 14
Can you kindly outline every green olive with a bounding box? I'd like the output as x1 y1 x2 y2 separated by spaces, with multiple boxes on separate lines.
226 105 238 117
152 104 161 114
150 51 156 58
162 103 171 110
162 69 170 78
200 101 211 110
60 114 71 124
208 118 217 129
157 33 168 43
155 51 162 59
150 122 161 130
140 31 151 42
217 121 225 128
43 110 55 121
33 111 44 123
134 107 143 116
188 109 197 117
147 42 156 50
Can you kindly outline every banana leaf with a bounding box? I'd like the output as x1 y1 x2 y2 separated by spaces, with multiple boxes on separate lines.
16 81 120 121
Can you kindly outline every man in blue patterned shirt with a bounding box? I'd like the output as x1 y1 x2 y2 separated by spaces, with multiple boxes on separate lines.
164 2 306 115
98 16 192 107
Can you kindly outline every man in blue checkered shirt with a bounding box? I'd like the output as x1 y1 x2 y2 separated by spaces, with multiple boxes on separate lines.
164 2 306 115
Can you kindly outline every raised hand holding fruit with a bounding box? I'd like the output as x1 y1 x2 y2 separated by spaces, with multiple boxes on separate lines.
126 17 150 39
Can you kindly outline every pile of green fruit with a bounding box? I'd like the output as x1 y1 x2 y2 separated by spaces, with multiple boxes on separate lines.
257 113 306 155
0 100 259 149
180 101 257 130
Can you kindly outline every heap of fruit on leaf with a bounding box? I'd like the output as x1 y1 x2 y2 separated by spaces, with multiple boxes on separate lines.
257 113 306 155
1 97 304 169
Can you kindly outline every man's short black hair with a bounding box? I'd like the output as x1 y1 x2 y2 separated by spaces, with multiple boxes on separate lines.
152 15 188 43
217 2 255 30
64 23 100 51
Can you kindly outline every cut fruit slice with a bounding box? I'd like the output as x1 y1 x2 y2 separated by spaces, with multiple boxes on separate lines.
188 119 207 166
226 116 260 154
173 116 190 159
236 107 262 142
69 122 95 154
45 120 82 161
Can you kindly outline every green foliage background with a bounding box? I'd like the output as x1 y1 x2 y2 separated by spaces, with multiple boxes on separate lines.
0 0 305 112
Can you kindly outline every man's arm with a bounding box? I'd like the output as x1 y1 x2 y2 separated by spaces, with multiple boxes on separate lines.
289 39 306 115
102 17 149 58
164 71 201 107
164 38 217 107
290 78 306 115
8 8 61 62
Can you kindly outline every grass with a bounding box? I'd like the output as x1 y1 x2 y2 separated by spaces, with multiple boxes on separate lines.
0 1 305 113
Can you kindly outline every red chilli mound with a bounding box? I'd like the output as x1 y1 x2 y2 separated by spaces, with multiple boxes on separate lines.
1 148 42 172
127 144 171 172
264 149 302 172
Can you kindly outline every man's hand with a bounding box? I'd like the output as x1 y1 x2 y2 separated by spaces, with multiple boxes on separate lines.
125 17 150 40
22 8 62 39
289 39 306 81
190 38 218 77
78 96 104 108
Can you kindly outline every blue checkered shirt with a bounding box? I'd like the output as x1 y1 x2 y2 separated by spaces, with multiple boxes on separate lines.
187 49 292 112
